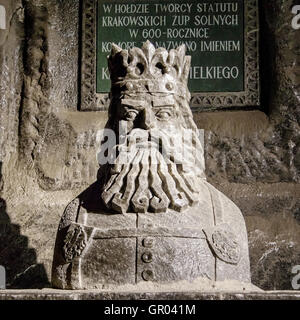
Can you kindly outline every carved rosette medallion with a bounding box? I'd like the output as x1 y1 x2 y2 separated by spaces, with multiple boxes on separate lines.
63 224 87 263
204 224 241 265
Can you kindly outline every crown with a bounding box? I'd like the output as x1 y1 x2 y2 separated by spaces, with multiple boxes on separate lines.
108 40 191 98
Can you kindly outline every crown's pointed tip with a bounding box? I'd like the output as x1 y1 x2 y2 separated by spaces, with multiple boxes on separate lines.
142 40 156 59
143 40 155 49
177 44 187 54
111 43 122 56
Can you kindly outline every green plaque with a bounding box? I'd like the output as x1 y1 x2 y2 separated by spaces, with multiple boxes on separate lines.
97 0 244 93
81 0 259 111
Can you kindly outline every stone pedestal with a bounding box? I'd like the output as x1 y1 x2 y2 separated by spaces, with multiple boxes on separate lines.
0 289 299 300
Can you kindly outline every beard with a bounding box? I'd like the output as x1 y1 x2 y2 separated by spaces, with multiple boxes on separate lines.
101 128 204 214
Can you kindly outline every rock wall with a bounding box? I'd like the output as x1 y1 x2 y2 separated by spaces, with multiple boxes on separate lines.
0 0 299 290
194 0 300 290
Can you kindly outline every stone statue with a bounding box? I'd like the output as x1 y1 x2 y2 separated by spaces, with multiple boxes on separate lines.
52 41 252 290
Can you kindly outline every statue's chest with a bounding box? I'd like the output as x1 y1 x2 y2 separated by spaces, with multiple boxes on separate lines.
64 209 216 289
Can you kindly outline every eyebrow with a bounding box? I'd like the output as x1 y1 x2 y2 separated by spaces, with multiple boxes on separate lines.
152 105 174 109
120 99 145 110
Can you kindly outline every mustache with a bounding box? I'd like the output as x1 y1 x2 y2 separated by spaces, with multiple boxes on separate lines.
120 129 172 152
104 128 199 166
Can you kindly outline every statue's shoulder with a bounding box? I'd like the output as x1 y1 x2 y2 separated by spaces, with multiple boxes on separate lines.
202 181 245 225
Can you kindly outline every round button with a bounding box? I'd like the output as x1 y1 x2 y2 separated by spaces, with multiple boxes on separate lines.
142 237 154 248
126 82 134 90
165 82 174 91
142 252 153 263
142 270 154 281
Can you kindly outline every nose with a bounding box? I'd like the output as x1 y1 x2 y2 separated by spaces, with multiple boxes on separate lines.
141 108 155 130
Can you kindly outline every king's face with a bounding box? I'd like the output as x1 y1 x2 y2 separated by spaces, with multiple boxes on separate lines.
116 93 182 137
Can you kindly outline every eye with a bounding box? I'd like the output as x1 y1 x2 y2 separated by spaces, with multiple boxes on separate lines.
155 109 173 121
124 109 138 121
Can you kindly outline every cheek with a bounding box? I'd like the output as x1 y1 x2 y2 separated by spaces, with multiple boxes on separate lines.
155 121 177 134
118 120 134 137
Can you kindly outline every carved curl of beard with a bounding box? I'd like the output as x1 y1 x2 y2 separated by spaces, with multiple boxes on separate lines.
101 128 204 214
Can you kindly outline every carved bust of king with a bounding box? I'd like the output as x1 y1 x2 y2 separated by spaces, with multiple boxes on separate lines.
52 41 252 290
